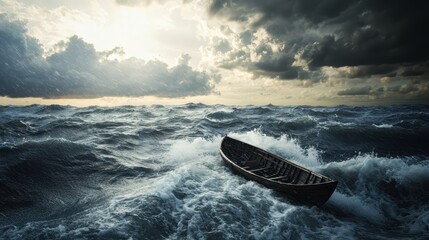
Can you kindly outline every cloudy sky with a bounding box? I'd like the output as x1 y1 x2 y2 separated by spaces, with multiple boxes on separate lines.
0 0 428 106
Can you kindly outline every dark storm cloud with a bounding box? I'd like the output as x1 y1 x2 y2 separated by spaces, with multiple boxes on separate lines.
208 0 429 79
0 14 214 98
399 64 429 77
253 55 304 80
338 83 428 97
213 34 312 80
345 65 398 79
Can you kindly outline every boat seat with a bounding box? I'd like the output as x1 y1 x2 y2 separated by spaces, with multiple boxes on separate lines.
240 160 258 169
269 175 290 181
250 167 271 172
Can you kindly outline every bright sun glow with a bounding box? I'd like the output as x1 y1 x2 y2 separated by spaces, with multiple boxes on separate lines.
6 0 203 66
90 5 176 61
67 3 203 66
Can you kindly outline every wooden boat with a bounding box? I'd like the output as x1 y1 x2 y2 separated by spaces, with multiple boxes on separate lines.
219 136 337 206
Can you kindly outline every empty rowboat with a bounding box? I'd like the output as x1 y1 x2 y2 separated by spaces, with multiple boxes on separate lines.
219 136 337 206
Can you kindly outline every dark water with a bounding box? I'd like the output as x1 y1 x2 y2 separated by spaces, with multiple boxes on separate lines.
0 104 428 239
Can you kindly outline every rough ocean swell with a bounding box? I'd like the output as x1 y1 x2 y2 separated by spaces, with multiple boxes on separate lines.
0 104 428 239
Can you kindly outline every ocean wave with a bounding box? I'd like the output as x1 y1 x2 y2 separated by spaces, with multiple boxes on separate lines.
0 139 153 213
1 104 428 239
317 124 429 158
276 117 318 131
206 111 236 121
35 104 70 114
324 154 429 234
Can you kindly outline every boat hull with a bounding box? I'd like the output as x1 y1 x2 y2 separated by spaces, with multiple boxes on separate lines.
220 136 337 206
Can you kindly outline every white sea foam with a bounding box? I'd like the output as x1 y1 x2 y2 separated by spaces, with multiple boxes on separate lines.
163 136 222 165
372 123 394 128
228 129 322 168
319 120 356 129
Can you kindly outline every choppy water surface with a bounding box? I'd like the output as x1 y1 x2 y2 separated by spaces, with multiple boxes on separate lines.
1 104 428 239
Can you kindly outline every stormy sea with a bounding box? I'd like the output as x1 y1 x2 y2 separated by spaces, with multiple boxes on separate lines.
0 104 428 239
